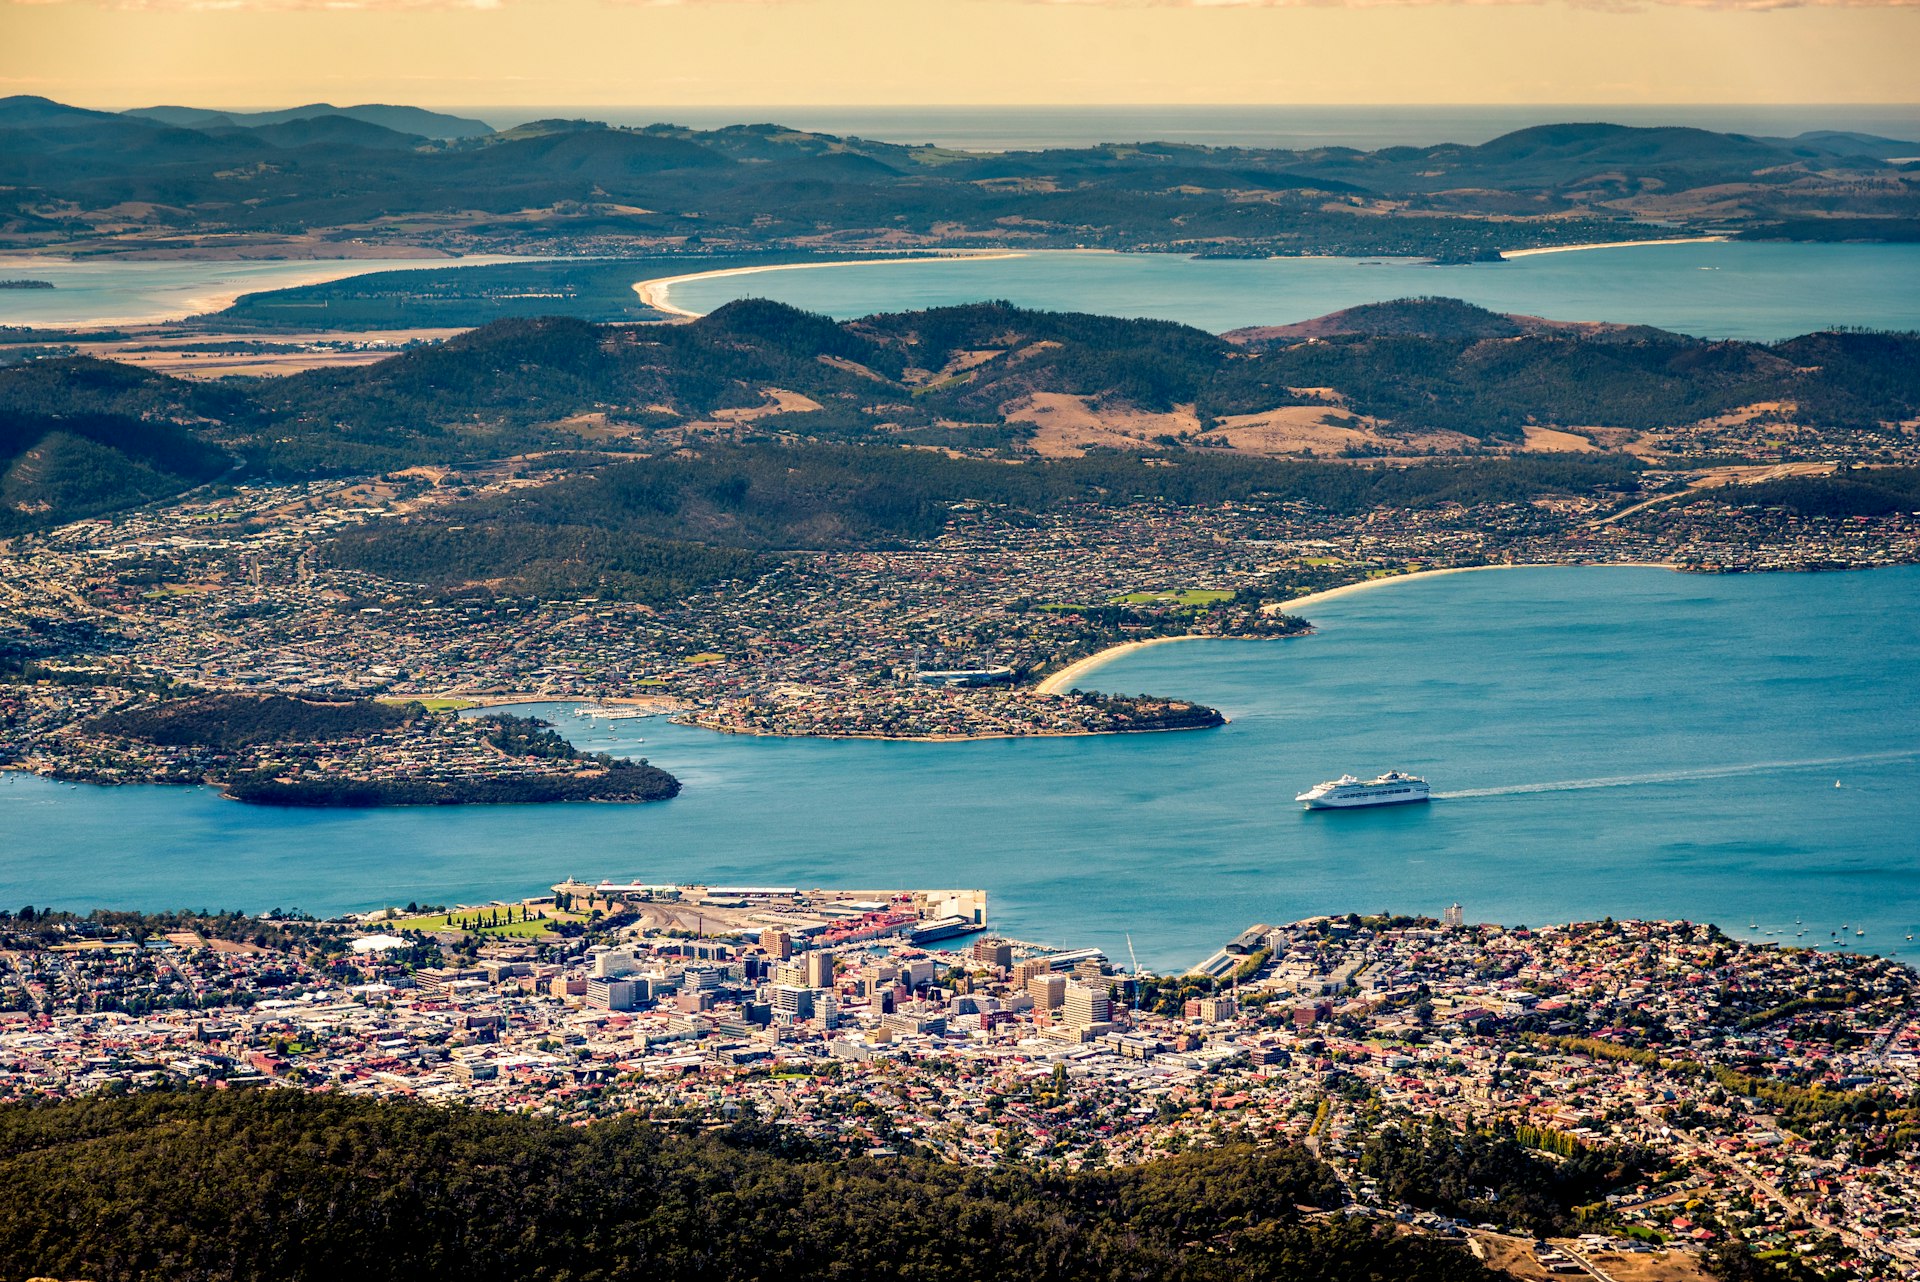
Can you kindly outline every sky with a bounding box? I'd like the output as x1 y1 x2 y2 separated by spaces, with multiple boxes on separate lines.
3 0 1917 111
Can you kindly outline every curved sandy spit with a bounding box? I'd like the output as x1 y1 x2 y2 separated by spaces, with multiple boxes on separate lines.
1035 562 1678 694
634 251 1027 318
1500 236 1726 260
0 254 526 329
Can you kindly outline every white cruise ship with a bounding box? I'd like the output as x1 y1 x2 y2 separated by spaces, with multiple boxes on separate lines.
1296 771 1431 810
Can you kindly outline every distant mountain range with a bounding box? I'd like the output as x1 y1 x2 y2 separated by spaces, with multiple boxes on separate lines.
123 102 494 141
0 96 1914 258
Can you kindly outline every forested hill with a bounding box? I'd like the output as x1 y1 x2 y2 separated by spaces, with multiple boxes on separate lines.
0 1090 1498 1282
322 447 1648 603
3 95 1916 254
3 298 1916 532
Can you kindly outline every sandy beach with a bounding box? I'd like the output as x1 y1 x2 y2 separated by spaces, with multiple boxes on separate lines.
1500 236 1727 260
0 254 524 329
633 251 1027 319
1035 563 1680 694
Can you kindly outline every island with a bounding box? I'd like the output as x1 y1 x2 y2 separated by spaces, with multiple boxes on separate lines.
0 279 55 290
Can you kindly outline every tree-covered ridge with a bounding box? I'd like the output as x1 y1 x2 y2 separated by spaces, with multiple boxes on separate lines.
0 409 232 535
1360 1116 1654 1236
10 299 1917 472
1690 467 1920 519
2 299 1914 536
0 1090 1498 1282
324 444 1647 602
86 692 417 749
324 517 764 604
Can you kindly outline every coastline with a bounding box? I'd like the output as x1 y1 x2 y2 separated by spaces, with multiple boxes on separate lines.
1036 634 1230 696
633 251 1028 319
673 713 1225 744
1500 236 1728 260
1037 562 1680 693
0 254 526 329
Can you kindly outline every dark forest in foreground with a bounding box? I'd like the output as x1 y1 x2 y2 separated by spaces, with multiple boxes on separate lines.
0 1090 1497 1282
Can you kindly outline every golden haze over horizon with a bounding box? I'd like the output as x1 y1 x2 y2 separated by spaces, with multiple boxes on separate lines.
2 0 1918 113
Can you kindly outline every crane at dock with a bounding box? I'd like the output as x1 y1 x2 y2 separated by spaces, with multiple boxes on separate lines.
1126 934 1142 1021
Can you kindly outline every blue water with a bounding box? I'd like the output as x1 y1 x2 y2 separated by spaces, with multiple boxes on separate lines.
470 105 1920 153
6 566 1918 969
665 243 1920 342
0 256 526 327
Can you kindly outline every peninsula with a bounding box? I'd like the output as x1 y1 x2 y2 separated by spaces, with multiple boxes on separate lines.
17 694 680 807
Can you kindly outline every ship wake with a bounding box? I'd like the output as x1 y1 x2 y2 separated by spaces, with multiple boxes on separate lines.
1434 749 1920 799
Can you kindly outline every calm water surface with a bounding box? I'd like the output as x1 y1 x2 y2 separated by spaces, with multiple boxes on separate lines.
0 256 525 327
6 566 1918 969
667 243 1920 342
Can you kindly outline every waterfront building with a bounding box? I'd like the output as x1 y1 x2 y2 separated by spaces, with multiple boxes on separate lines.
971 939 1013 970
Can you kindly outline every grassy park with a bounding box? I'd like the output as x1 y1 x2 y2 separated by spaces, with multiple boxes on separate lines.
387 907 559 939
1112 589 1234 607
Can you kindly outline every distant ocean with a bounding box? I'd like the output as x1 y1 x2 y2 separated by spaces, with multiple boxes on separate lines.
461 104 1920 152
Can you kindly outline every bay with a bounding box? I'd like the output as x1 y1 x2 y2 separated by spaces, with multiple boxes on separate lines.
0 256 527 328
5 566 1918 970
664 243 1920 343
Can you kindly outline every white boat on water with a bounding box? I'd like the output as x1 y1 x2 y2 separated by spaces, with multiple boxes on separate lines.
1296 772 1431 810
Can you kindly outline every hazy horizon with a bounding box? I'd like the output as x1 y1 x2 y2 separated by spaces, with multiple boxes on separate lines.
7 0 1918 113
31 100 1920 154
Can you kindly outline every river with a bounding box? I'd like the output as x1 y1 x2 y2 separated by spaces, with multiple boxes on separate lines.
660 242 1920 342
6 566 1917 969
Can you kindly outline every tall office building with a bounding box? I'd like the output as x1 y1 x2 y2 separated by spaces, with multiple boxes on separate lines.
1064 983 1113 1029
805 950 836 989
1443 903 1465 930
590 949 637 979
1013 958 1052 986
1028 973 1066 1010
772 985 815 1023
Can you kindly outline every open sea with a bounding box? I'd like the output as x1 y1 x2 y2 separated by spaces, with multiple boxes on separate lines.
468 105 1920 153
7 566 1919 970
